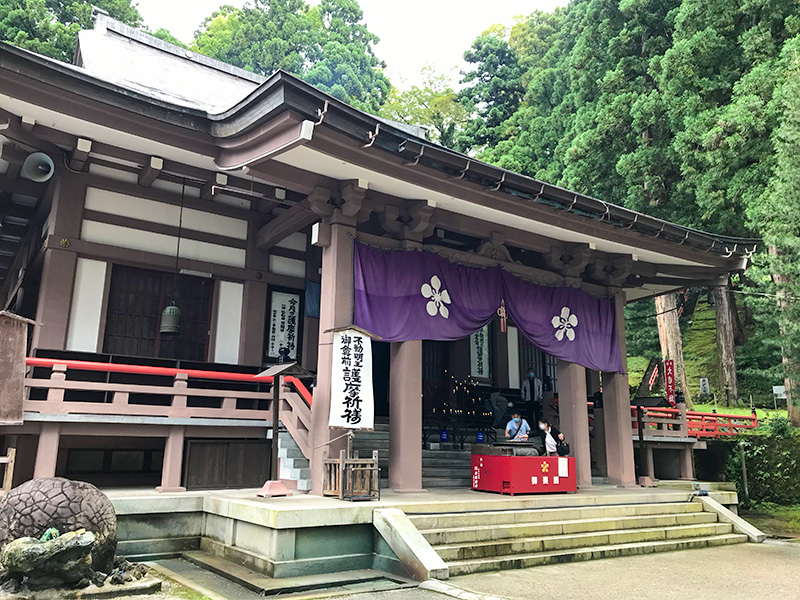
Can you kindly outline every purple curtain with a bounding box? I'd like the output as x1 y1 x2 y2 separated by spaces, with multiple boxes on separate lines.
353 242 623 373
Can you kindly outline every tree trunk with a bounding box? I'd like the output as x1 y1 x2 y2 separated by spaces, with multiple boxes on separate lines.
714 286 739 406
772 256 800 426
655 293 693 409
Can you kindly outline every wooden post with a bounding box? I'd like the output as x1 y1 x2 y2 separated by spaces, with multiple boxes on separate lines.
272 375 280 481
0 312 35 426
739 441 750 505
2 435 17 493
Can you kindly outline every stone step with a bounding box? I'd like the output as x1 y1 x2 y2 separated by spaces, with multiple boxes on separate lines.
280 447 307 460
409 501 705 530
171 552 410 596
378 477 473 489
446 534 748 576
434 523 734 561
420 511 719 545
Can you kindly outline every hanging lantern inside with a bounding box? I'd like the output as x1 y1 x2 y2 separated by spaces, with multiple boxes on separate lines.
159 302 181 335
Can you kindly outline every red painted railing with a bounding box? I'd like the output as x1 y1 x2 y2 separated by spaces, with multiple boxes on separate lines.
685 411 758 439
24 357 313 406
626 405 758 439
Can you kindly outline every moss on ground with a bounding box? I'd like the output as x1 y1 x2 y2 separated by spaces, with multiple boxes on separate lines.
627 355 650 390
741 503 800 539
682 299 722 402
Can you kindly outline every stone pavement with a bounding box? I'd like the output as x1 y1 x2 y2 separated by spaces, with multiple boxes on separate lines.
448 541 800 600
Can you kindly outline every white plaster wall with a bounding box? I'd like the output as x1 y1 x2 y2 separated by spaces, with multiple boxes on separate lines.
275 232 308 252
85 188 248 240
81 220 246 268
66 258 107 352
213 280 244 364
269 255 306 278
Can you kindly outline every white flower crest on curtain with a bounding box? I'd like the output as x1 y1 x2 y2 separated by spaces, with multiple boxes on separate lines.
421 275 451 319
552 306 578 341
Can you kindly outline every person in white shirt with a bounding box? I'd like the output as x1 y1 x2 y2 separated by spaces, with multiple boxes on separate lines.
536 419 564 456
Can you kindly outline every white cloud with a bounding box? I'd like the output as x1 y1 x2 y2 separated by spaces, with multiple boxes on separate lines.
135 0 567 88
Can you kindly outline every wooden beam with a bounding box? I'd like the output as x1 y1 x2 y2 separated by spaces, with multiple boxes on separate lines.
138 156 163 187
0 144 27 181
68 138 92 172
256 201 317 250
201 173 228 199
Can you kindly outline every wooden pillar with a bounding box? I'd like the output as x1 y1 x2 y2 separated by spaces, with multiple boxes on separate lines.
586 370 602 395
601 290 637 487
0 312 33 426
156 426 186 493
31 250 78 351
309 220 353 495
33 422 60 479
557 360 593 489
591 407 608 477
239 280 267 365
389 340 424 492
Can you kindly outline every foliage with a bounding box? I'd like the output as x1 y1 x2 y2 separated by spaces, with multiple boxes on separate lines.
150 28 186 48
625 299 660 360
0 0 142 61
456 33 525 155
726 431 800 507
191 0 390 112
380 67 467 148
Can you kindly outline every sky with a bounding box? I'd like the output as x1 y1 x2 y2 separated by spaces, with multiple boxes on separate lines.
135 0 567 88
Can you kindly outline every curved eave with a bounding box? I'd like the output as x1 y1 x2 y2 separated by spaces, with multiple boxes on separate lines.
0 42 758 268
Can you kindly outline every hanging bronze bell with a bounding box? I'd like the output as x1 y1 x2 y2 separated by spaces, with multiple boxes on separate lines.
159 302 181 335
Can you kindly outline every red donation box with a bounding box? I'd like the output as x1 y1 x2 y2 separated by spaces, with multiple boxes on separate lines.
471 454 577 495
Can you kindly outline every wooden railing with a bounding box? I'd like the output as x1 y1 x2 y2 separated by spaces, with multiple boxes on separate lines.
23 358 313 459
686 411 758 439
629 404 758 440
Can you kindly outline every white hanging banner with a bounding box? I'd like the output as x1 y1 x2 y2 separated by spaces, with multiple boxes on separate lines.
470 324 491 379
329 328 375 429
267 291 301 360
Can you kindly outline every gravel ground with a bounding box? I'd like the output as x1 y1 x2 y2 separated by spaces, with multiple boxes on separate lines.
450 542 800 600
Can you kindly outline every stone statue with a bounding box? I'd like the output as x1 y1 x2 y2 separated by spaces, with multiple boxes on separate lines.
0 478 117 573
1 530 96 590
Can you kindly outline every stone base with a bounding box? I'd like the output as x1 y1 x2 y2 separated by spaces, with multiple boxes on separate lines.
0 576 161 599
638 476 656 487
257 480 291 497
155 486 186 493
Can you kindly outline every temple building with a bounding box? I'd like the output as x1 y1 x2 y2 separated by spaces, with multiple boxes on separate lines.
0 13 757 495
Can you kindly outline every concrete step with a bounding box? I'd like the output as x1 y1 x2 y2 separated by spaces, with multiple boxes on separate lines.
434 522 734 561
419 511 720 545
181 551 410 596
378 477 472 489
446 533 747 576
279 447 307 460
409 501 705 530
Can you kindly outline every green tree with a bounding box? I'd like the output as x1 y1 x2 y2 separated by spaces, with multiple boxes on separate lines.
456 34 524 154
192 0 390 112
304 0 390 112
0 0 142 62
380 67 467 148
150 28 187 48
752 34 800 425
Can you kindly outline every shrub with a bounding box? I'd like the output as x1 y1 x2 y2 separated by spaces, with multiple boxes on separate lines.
726 432 800 507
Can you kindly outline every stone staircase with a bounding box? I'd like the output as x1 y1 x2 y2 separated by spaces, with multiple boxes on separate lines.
279 432 311 492
353 425 472 489
408 501 747 575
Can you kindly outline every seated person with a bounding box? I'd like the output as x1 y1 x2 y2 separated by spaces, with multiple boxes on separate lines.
537 419 565 456
505 411 531 442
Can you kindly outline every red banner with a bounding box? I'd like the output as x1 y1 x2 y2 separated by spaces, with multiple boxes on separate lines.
665 359 676 407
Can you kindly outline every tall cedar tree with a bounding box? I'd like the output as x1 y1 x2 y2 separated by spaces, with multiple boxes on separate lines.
193 0 390 113
0 0 142 61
